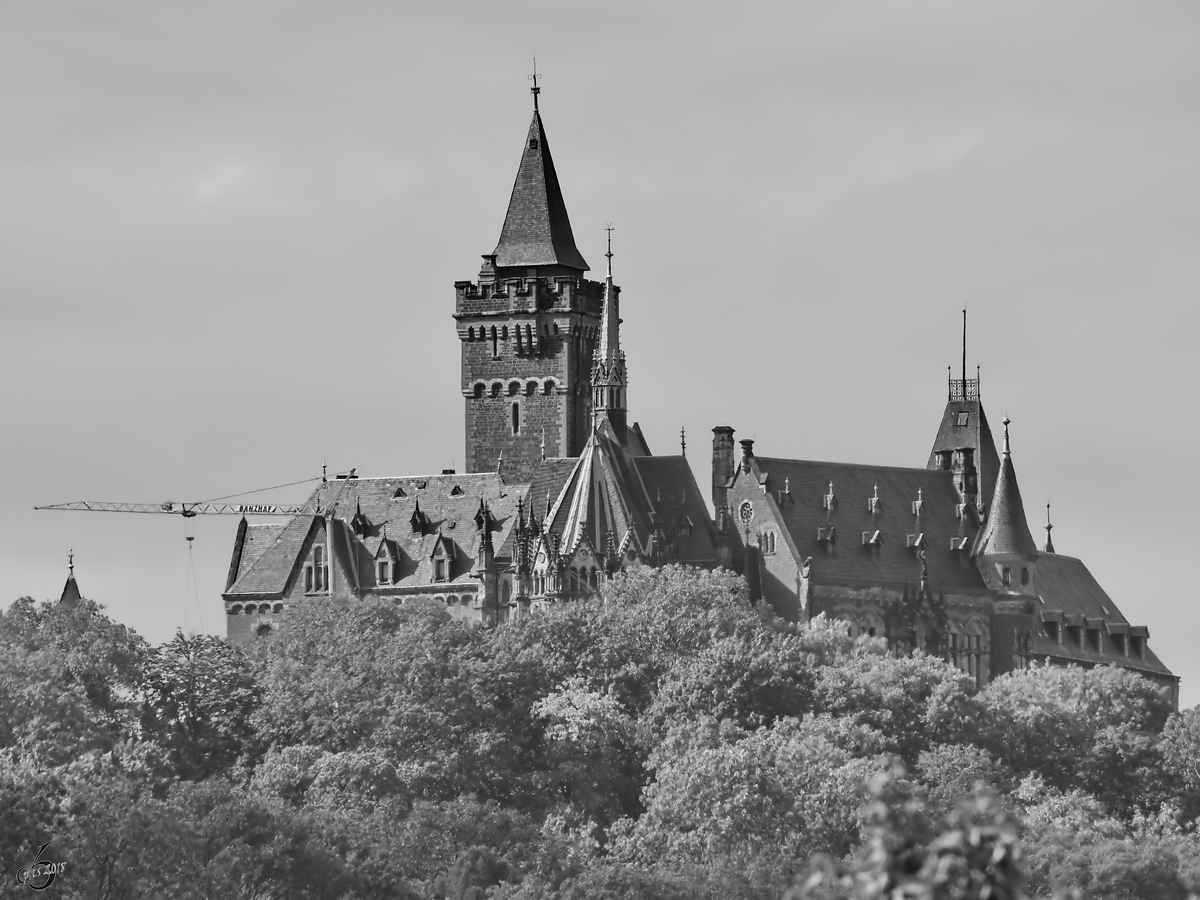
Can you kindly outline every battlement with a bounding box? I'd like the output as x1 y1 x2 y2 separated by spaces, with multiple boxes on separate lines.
455 275 605 318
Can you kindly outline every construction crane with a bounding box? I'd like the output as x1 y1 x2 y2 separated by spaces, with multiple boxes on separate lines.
34 471 358 519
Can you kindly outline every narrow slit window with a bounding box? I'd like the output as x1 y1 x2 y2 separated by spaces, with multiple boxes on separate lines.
512 402 520 435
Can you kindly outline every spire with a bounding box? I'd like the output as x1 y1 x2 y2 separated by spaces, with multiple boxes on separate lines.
59 550 81 609
1044 503 1056 553
491 96 589 272
976 417 1039 557
591 229 627 441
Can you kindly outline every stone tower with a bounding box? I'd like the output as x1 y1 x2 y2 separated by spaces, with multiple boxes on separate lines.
455 97 609 483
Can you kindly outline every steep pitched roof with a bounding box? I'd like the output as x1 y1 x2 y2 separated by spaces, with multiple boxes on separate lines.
225 519 286 590
927 399 1001 511
224 474 524 599
1026 553 1173 678
975 420 1038 557
59 572 81 608
633 455 718 565
492 111 589 271
749 456 988 594
543 420 657 556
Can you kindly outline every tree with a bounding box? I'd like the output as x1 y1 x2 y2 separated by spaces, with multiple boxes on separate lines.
139 632 261 780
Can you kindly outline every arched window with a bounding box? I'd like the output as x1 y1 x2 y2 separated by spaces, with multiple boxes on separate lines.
508 381 520 396
526 381 537 396
473 383 485 399
490 382 502 398
467 327 475 341
502 325 508 340
543 380 555 395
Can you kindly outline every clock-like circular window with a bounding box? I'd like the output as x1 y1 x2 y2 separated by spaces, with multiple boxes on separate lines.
738 500 755 526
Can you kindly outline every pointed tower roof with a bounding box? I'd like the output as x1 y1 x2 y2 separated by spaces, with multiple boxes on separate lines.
59 550 81 608
492 110 589 271
975 418 1039 557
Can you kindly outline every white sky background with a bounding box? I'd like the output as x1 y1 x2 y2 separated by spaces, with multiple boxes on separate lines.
2 2 1197 702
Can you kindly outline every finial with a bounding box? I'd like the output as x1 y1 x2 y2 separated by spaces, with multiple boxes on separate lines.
322 459 327 483
540 428 546 461
605 224 614 279
961 308 968 397
68 549 74 575
1044 503 1055 553
680 425 686 457
1002 416 1011 455
529 58 541 111
496 450 504 476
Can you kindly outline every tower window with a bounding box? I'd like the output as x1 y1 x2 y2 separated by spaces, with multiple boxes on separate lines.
1001 567 1012 586
1021 567 1030 586
529 138 539 150
490 382 502 398
957 412 970 426
512 402 520 435
543 380 555 395
490 326 498 359
473 383 484 399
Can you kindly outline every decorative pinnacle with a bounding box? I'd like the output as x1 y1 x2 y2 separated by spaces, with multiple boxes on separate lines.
605 224 614 279
1002 416 1011 455
680 425 686 457
1044 503 1055 553
68 549 73 575
529 58 540 111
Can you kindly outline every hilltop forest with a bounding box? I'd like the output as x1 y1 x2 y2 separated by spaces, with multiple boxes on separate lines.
3 566 1200 899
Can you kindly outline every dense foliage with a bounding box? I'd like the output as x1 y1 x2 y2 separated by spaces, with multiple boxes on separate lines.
1 568 1198 899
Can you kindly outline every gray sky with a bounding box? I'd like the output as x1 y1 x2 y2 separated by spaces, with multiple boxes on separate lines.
3 2 1198 702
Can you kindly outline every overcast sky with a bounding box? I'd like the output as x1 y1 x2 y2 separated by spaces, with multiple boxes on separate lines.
3 2 1197 702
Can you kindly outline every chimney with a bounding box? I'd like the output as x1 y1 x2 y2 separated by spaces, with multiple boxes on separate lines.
739 438 755 473
712 426 735 513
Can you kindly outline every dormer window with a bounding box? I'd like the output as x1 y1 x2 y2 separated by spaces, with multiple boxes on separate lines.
434 558 447 582
861 530 882 547
817 526 837 551
907 533 925 551
1045 620 1059 643
1131 635 1144 658
1087 628 1102 653
1001 567 1012 586
377 559 390 585
1021 567 1030 587
957 412 970 426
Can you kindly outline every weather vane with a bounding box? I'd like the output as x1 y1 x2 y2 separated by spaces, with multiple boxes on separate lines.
605 224 614 278
529 58 541 111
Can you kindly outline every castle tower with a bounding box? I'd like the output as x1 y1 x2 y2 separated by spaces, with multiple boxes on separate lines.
591 231 627 443
455 91 608 483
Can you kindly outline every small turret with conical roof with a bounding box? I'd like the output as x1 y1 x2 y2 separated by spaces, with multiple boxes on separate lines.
59 550 81 609
974 417 1039 595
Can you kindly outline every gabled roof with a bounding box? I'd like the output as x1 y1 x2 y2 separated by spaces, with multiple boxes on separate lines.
746 456 988 594
224 473 523 598
492 111 589 271
975 421 1038 557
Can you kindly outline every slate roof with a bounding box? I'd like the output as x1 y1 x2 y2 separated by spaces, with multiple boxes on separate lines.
225 520 286 590
515 431 715 566
492 111 589 271
1026 553 1173 678
751 456 988 594
927 399 1001 512
224 474 524 599
975 426 1039 557
59 572 81 608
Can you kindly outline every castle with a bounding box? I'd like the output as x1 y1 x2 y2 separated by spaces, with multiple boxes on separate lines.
221 90 1175 700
